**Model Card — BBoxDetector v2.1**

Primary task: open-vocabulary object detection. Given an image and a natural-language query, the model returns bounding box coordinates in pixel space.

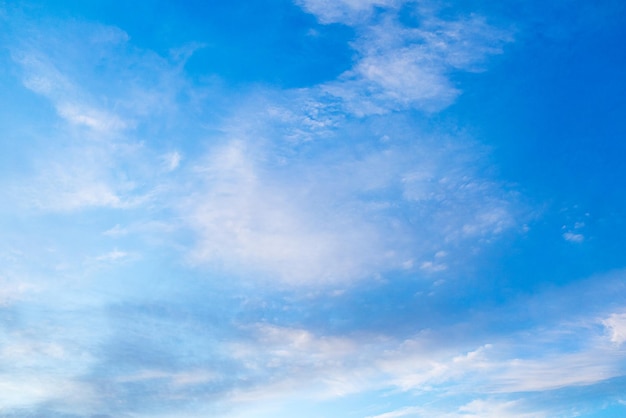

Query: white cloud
[308,4,513,114]
[10,148,140,212]
[0,322,100,412]
[215,304,626,417]
[367,400,548,418]
[184,141,398,285]
[57,102,127,131]
[455,399,549,418]
[373,315,625,395]
[296,0,400,25]
[103,224,128,237]
[0,376,95,410]
[420,261,447,272]
[209,297,626,417]
[367,406,422,418]
[94,249,130,262]
[563,231,584,242]
[5,20,188,213]
[233,324,359,367]
[377,341,495,391]
[4,7,519,283]
[182,129,516,285]
[604,312,626,345]
[14,42,129,133]
[32,175,122,211]
[485,350,620,393]
[0,271,40,306]
[163,150,183,171]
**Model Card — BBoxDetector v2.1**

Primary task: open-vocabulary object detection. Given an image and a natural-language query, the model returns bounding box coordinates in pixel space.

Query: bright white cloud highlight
[604,312,626,345]
[184,140,399,285]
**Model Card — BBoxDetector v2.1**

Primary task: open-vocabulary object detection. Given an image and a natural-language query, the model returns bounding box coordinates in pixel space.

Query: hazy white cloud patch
[102,224,128,237]
[604,312,626,345]
[1,7,522,286]
[563,231,584,242]
[0,306,103,413]
[7,144,146,212]
[162,150,183,171]
[483,350,621,393]
[562,220,586,243]
[378,329,623,396]
[231,323,360,373]
[0,276,38,307]
[56,102,128,132]
[221,302,626,416]
[203,293,626,417]
[0,376,95,411]
[183,140,401,286]
[94,249,131,262]
[296,0,401,25]
[29,171,123,211]
[3,20,193,215]
[181,124,518,286]
[169,69,521,286]
[455,399,549,418]
[10,19,181,129]
[420,260,447,272]
[367,406,423,418]
[299,1,513,114]
[368,399,548,418]
[13,32,130,134]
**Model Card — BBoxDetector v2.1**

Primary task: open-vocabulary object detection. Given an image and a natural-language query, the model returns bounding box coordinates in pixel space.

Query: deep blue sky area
[1,1,626,417]
[27,0,356,87]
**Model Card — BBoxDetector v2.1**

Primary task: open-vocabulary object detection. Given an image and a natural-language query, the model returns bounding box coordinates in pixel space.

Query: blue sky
[1,0,626,417]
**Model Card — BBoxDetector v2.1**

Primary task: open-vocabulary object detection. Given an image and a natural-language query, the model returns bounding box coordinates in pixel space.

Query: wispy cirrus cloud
[2,270,626,417]
[299,0,513,114]
[12,24,131,133]
[3,18,190,213]
[210,270,626,415]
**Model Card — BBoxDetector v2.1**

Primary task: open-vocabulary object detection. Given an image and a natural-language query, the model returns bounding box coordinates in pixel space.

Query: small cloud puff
[563,231,584,243]
[310,3,513,115]
[103,224,128,237]
[95,249,130,262]
[297,0,400,25]
[561,213,587,243]
[603,312,626,345]
[420,261,447,272]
